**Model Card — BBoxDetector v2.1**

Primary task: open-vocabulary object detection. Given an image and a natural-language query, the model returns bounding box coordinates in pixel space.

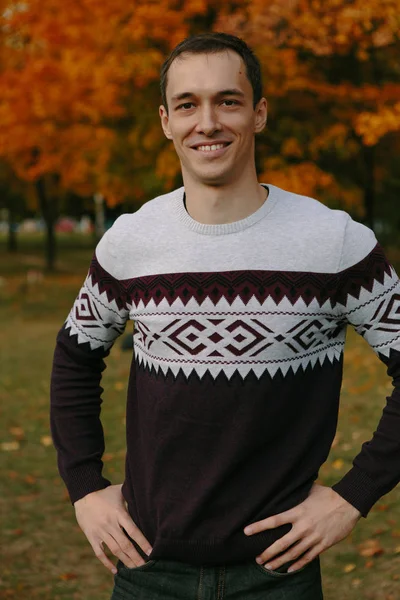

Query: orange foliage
[216,0,400,208]
[0,0,399,212]
[0,0,214,204]
[260,160,364,216]
[216,0,400,145]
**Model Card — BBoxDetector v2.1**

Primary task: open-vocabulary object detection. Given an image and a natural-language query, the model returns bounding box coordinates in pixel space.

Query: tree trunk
[36,177,58,271]
[7,208,17,252]
[363,144,375,231]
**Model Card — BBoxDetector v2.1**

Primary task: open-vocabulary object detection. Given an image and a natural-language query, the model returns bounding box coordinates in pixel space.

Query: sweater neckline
[173,184,278,235]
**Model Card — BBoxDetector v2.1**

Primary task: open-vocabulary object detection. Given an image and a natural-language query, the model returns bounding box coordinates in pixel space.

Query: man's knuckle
[311,533,321,545]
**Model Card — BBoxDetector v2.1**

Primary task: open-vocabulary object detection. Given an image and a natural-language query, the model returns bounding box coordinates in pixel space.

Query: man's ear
[254,98,267,134]
[159,105,173,140]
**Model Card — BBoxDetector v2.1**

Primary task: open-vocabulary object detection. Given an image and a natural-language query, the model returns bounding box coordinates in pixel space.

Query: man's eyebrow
[171,89,245,102]
[219,89,245,97]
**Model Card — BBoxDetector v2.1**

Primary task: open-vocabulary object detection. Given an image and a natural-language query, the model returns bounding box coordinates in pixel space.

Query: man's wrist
[331,487,362,520]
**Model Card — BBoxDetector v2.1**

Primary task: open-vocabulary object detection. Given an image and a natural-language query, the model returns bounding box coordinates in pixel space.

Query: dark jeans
[110,556,323,600]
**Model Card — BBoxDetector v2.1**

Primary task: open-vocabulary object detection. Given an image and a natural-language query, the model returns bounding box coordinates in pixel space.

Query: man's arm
[244,218,400,571]
[332,240,400,514]
[50,231,153,573]
[50,251,129,504]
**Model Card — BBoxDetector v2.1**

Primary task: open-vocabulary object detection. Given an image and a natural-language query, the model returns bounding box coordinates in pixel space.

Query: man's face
[159,50,267,187]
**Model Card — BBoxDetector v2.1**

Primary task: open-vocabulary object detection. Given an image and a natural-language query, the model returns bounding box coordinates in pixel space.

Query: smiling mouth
[192,142,232,153]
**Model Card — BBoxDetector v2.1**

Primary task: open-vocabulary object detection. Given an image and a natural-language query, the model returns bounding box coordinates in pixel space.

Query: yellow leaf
[358,539,384,557]
[332,459,344,470]
[1,441,20,451]
[343,564,356,573]
[40,435,53,447]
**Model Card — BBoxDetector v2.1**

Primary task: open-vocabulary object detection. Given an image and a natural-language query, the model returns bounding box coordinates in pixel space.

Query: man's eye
[223,100,238,106]
[178,103,194,110]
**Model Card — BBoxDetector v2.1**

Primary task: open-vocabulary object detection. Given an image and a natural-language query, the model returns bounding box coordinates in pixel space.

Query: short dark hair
[160,32,263,114]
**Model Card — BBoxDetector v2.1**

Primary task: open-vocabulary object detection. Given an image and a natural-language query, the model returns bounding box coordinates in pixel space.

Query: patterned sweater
[50,183,400,565]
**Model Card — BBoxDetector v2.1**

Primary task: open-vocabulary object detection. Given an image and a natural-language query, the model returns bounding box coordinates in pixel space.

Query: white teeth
[197,143,226,152]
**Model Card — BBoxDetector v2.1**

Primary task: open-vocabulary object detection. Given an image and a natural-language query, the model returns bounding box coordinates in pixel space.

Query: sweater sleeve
[50,231,131,505]
[331,217,400,516]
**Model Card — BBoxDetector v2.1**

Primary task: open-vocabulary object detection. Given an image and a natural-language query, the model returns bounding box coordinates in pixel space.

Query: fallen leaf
[343,564,356,573]
[25,475,36,485]
[1,441,20,451]
[9,427,25,439]
[372,528,386,536]
[351,578,362,587]
[376,504,389,511]
[332,459,344,470]
[392,574,399,581]
[358,539,384,557]
[40,435,52,447]
[103,453,115,462]
[394,546,400,554]
[365,560,374,568]
[114,382,125,391]
[341,443,353,451]
[59,572,78,581]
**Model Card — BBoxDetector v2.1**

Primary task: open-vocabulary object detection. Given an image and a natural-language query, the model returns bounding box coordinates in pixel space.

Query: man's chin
[190,168,234,187]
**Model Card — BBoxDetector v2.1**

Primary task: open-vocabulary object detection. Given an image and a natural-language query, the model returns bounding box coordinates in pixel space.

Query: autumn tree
[0,160,26,252]
[0,0,216,269]
[1,0,399,272]
[215,0,400,233]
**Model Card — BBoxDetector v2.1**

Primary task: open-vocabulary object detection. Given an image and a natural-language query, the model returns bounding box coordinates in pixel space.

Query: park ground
[0,234,399,600]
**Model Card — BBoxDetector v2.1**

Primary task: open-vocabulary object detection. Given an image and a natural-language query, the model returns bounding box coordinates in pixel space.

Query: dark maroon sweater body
[50,184,400,565]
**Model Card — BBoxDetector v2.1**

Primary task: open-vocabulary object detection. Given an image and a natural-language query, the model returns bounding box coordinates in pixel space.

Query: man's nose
[195,106,222,136]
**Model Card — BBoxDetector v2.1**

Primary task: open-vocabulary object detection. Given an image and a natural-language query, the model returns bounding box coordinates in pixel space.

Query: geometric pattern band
[133,301,346,379]
[64,246,400,378]
[65,257,130,350]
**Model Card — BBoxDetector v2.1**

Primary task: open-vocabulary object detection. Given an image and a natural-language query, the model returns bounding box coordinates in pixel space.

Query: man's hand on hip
[244,483,361,572]
[74,484,153,574]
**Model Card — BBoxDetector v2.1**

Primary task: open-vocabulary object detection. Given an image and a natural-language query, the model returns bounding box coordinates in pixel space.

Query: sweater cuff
[63,464,112,505]
[332,466,382,517]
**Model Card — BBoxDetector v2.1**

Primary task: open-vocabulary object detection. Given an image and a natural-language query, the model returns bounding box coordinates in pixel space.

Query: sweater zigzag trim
[63,244,400,379]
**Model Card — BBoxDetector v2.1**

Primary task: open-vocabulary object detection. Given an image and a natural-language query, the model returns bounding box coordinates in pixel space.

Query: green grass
[0,234,399,600]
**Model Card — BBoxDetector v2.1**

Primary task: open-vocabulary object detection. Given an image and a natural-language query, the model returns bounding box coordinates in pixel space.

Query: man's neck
[182,178,269,225]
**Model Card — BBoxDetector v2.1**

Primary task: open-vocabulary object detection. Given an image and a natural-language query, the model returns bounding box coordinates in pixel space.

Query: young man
[50,33,400,599]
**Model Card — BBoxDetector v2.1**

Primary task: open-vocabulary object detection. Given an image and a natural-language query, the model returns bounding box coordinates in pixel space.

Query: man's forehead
[167,51,249,97]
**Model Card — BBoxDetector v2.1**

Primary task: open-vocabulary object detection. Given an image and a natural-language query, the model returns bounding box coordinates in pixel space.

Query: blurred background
[0,1,399,599]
